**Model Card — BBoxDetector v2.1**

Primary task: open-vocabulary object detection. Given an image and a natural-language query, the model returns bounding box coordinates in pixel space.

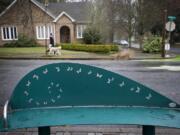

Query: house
[0,0,90,46]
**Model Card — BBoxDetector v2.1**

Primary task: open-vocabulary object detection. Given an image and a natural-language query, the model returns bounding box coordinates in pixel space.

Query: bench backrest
[9,63,179,109]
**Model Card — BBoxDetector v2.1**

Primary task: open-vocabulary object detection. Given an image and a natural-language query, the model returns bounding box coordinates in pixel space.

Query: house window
[1,26,18,40]
[77,25,86,39]
[36,25,53,39]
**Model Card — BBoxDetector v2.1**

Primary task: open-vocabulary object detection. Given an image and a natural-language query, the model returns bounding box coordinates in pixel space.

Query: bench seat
[1,107,180,131]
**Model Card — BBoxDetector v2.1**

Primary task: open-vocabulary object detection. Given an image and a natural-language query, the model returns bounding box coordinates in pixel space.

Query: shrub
[83,27,101,44]
[109,45,119,52]
[4,35,40,47]
[143,36,162,53]
[60,44,119,53]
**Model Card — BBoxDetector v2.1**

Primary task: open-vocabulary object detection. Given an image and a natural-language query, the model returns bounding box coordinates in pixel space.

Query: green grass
[0,47,45,54]
[0,47,116,59]
[174,55,180,61]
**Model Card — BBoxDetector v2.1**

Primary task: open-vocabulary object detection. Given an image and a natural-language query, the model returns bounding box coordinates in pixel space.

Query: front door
[60,26,70,43]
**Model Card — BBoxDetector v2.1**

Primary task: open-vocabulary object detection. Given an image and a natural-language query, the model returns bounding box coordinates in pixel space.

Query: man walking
[49,33,54,47]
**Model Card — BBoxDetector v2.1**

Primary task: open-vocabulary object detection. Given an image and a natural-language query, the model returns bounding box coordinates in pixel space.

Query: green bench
[0,63,180,135]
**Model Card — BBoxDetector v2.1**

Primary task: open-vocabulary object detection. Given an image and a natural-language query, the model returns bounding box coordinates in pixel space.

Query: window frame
[36,25,53,40]
[1,26,18,41]
[76,25,86,39]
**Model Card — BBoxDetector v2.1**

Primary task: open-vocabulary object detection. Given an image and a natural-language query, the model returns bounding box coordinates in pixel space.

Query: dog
[47,44,61,56]
[115,49,134,60]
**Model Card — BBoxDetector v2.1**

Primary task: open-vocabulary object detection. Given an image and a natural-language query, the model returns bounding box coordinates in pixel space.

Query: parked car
[113,40,129,47]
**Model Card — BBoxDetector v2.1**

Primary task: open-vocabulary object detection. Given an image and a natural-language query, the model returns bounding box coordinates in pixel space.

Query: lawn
[0,47,44,54]
[174,55,180,61]
[0,47,116,59]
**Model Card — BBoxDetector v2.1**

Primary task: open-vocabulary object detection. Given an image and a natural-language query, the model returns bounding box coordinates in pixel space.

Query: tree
[135,0,165,49]
[0,0,13,13]
[83,27,101,44]
[89,0,116,43]
[116,0,136,47]
[89,0,136,46]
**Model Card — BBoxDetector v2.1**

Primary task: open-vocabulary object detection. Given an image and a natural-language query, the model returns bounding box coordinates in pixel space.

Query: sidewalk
[0,125,180,135]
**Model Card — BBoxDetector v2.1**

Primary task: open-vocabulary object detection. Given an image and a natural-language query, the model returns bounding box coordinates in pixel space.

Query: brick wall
[55,15,75,44]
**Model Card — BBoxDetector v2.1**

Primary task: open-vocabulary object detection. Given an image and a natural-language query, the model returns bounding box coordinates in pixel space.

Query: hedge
[4,35,40,47]
[59,44,119,53]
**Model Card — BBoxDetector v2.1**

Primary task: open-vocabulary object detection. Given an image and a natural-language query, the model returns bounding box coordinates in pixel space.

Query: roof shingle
[47,2,91,23]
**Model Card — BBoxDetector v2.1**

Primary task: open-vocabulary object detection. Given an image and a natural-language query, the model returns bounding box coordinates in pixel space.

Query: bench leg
[38,126,50,135]
[142,125,155,135]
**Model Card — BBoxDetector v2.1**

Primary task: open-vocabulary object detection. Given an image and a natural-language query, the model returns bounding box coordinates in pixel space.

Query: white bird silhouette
[88,71,92,75]
[55,67,60,72]
[146,93,152,100]
[57,95,61,99]
[51,99,56,103]
[135,87,141,93]
[24,91,29,96]
[107,78,111,84]
[76,68,82,74]
[67,67,73,71]
[33,74,39,80]
[28,98,33,103]
[43,68,48,74]
[59,88,63,93]
[119,81,125,87]
[56,84,60,87]
[51,82,54,86]
[26,81,31,87]
[96,73,103,78]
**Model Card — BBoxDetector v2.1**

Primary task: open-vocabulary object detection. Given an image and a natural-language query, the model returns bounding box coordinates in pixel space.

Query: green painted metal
[0,107,180,131]
[0,63,180,132]
[9,63,180,109]
[168,16,176,21]
[143,126,155,135]
[38,126,50,135]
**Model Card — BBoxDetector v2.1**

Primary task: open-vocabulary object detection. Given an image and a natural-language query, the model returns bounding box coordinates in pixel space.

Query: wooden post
[38,126,50,135]
[143,125,155,135]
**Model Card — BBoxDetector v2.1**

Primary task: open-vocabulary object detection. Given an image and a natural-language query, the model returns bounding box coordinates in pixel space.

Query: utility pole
[45,0,49,56]
[161,10,167,58]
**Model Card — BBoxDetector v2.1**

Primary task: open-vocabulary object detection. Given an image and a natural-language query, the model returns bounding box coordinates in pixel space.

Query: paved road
[0,60,180,106]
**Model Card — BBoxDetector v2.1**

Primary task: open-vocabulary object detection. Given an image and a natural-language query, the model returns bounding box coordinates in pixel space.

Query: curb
[0,54,176,60]
[0,57,116,60]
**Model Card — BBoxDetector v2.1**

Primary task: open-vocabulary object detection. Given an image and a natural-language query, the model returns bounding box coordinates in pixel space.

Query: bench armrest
[3,100,9,128]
